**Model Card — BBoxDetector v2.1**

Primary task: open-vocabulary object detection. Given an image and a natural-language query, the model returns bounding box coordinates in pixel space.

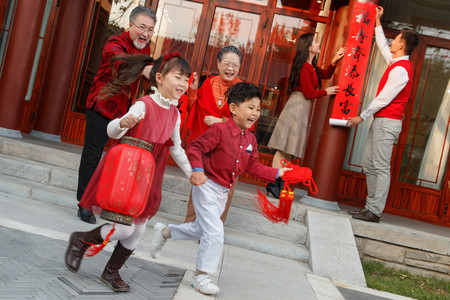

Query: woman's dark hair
[287,33,321,95]
[99,53,191,99]
[217,45,243,63]
[226,82,261,106]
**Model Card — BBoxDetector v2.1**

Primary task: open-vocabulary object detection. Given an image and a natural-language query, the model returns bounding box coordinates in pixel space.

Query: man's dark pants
[77,109,111,203]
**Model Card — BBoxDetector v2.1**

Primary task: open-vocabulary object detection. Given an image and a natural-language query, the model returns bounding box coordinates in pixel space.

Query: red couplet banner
[330,2,377,127]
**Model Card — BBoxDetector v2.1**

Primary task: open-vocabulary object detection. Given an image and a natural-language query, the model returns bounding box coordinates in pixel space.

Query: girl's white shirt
[107,87,192,178]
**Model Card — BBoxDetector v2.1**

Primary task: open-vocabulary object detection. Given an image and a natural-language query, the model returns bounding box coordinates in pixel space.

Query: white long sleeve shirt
[107,90,192,179]
[360,26,410,120]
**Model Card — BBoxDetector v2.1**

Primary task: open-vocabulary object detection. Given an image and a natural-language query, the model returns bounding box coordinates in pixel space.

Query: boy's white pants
[169,179,229,273]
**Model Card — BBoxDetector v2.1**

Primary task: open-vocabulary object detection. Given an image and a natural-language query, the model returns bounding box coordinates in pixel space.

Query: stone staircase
[0,135,310,262]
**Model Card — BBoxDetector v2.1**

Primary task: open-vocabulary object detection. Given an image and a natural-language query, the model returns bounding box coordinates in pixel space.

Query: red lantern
[96,137,155,225]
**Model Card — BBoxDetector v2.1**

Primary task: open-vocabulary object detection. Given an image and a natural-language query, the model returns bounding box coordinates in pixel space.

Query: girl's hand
[278,167,292,178]
[204,116,222,126]
[332,47,346,66]
[190,171,207,186]
[190,72,199,90]
[119,114,139,129]
[325,85,340,95]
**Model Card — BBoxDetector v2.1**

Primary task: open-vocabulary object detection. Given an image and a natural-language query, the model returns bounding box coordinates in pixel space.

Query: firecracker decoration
[251,160,318,224]
[85,223,116,257]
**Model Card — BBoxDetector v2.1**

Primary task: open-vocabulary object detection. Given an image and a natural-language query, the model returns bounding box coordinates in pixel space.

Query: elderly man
[346,6,419,223]
[77,6,156,223]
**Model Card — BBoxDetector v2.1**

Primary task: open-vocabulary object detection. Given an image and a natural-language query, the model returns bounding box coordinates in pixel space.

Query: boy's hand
[120,114,139,129]
[190,171,207,186]
[278,167,292,178]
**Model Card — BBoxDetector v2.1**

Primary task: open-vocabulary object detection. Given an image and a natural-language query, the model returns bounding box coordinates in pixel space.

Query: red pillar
[304,0,379,208]
[0,0,47,135]
[33,0,90,136]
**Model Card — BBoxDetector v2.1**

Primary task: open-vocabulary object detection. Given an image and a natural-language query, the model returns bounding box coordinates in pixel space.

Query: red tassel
[250,189,292,224]
[84,223,116,257]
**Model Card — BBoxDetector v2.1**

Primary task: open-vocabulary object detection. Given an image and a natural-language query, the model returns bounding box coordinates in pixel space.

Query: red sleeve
[318,64,336,80]
[245,136,278,182]
[187,124,220,169]
[299,64,327,100]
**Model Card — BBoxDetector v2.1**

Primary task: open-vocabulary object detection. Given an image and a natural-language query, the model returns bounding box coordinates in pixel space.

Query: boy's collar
[227,118,248,137]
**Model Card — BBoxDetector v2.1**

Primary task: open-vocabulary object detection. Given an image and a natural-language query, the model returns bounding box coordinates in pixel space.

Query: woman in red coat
[182,46,243,223]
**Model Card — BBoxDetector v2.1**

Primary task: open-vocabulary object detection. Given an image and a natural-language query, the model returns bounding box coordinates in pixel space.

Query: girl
[266,33,345,198]
[64,52,193,292]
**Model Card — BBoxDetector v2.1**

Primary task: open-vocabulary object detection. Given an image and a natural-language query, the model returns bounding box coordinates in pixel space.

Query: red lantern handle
[134,113,145,146]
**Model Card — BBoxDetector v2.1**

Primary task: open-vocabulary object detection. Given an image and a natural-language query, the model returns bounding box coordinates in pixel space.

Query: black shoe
[266,182,280,198]
[352,210,380,223]
[348,208,368,215]
[78,207,96,224]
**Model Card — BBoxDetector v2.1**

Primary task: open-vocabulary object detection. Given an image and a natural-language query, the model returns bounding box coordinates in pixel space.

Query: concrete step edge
[151,211,309,262]
[0,174,307,245]
[0,136,81,170]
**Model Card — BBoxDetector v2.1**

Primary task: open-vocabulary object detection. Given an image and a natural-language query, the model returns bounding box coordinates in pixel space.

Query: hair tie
[158,51,182,72]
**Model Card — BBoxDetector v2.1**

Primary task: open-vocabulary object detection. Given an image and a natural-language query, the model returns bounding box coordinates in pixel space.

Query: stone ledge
[351,220,449,255]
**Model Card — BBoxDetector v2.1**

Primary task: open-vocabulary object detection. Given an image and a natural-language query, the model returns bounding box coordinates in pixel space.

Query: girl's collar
[151,86,179,108]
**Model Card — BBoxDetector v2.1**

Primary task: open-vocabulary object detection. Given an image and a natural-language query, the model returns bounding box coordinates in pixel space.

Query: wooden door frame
[18,0,60,133]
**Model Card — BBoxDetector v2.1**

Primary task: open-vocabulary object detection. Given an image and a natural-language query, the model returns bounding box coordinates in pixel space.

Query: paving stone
[0,226,184,299]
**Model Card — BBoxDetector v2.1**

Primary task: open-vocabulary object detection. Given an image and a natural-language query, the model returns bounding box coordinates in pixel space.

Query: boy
[150,82,290,295]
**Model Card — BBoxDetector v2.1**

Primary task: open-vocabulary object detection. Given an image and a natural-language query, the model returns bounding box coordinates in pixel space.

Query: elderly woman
[182,45,243,223]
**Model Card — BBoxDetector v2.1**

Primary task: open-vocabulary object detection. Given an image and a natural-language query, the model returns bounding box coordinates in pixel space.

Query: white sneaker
[150,222,167,259]
[192,273,220,295]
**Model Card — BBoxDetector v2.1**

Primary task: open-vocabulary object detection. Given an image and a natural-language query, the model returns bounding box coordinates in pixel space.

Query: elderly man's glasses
[220,61,240,69]
[131,21,154,34]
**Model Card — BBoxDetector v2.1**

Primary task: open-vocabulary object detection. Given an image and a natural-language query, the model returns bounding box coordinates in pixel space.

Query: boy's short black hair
[226,82,262,106]
[400,29,419,55]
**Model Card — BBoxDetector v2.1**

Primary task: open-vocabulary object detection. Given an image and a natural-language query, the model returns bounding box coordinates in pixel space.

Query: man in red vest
[346,6,419,223]
[77,6,156,224]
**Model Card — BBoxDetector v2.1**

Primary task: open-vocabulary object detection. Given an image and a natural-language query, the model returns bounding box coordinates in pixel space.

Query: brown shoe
[348,208,368,215]
[352,210,380,223]
[101,242,133,292]
[65,226,104,272]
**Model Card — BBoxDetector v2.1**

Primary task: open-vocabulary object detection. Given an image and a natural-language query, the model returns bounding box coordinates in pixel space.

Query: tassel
[250,189,292,224]
[250,160,318,224]
[84,223,116,257]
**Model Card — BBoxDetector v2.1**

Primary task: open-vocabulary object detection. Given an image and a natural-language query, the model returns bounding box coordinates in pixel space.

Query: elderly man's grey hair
[129,6,157,23]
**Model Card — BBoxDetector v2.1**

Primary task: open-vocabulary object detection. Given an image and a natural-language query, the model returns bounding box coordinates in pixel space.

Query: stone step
[0,147,306,225]
[0,173,308,261]
[151,211,309,262]
[0,136,81,170]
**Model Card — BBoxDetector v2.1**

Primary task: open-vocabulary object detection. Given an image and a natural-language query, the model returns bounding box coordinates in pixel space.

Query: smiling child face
[229,97,261,130]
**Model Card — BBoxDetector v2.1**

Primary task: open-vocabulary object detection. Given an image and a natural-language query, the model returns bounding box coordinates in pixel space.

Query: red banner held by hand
[330,2,377,127]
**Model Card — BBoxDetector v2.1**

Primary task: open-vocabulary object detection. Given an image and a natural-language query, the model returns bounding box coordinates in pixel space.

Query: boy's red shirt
[187,118,278,188]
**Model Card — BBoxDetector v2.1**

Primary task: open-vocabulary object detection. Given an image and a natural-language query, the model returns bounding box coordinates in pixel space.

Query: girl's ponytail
[99,54,154,99]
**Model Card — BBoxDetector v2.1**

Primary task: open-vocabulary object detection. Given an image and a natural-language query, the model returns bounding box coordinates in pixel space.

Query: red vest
[374,59,413,119]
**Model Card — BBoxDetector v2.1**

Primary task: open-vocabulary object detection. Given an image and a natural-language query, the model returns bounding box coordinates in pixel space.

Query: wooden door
[18,0,59,133]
